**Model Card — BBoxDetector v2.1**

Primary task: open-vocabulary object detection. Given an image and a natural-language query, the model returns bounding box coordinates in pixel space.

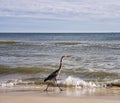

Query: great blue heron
[44,55,71,91]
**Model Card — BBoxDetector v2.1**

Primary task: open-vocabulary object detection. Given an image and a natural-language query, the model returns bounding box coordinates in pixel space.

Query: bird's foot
[59,88,63,91]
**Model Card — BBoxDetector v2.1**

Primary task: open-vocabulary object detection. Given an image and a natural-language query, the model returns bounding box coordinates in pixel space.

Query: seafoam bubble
[0,79,23,87]
[58,76,96,88]
[0,81,15,87]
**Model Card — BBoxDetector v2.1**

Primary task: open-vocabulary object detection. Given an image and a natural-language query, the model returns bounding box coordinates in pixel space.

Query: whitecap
[58,76,97,88]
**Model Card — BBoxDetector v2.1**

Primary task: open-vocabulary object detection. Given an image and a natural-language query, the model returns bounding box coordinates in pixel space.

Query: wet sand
[0,95,120,103]
[0,86,120,103]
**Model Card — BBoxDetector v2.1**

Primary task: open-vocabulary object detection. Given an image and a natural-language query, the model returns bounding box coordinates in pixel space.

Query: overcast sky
[0,0,120,32]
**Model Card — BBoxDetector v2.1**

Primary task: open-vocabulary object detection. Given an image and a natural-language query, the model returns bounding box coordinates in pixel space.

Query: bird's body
[44,55,71,91]
[44,69,60,82]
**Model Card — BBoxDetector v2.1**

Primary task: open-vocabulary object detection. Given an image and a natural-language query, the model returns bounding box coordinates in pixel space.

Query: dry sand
[0,94,120,103]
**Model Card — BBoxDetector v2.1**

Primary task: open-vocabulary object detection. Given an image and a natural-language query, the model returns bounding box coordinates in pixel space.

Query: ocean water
[0,33,120,88]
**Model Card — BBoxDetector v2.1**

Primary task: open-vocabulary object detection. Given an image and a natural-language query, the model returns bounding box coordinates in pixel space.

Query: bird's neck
[58,56,64,71]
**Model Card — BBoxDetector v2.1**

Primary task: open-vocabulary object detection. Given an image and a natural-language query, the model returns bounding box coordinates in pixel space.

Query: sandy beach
[0,86,120,103]
[0,92,120,103]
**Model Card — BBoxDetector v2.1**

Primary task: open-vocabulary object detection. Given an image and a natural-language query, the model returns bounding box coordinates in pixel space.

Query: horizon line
[0,32,120,34]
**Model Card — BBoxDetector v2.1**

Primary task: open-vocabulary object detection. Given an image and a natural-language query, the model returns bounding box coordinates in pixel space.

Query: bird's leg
[44,83,50,91]
[57,83,63,91]
[55,79,63,91]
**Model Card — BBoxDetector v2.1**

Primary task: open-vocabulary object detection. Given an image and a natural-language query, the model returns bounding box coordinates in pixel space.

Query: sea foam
[58,76,96,88]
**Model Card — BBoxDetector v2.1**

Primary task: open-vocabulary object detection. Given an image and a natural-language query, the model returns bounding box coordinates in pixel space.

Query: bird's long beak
[65,55,72,58]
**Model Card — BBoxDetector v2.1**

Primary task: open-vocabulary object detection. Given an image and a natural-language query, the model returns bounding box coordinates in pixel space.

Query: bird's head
[60,55,72,62]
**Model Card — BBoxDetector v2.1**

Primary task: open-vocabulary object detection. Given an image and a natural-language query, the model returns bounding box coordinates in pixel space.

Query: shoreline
[0,84,120,103]
[0,89,120,103]
[0,85,120,96]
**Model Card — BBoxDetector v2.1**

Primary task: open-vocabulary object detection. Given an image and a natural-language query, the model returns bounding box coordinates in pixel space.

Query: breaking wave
[0,76,120,89]
[58,76,97,88]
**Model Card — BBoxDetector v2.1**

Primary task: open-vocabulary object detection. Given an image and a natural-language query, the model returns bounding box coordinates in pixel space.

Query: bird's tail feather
[44,78,48,82]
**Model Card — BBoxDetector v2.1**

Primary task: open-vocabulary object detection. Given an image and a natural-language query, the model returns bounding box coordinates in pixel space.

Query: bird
[44,55,72,91]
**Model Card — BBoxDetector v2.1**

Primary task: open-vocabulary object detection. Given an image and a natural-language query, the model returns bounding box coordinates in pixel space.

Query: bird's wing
[44,70,59,82]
